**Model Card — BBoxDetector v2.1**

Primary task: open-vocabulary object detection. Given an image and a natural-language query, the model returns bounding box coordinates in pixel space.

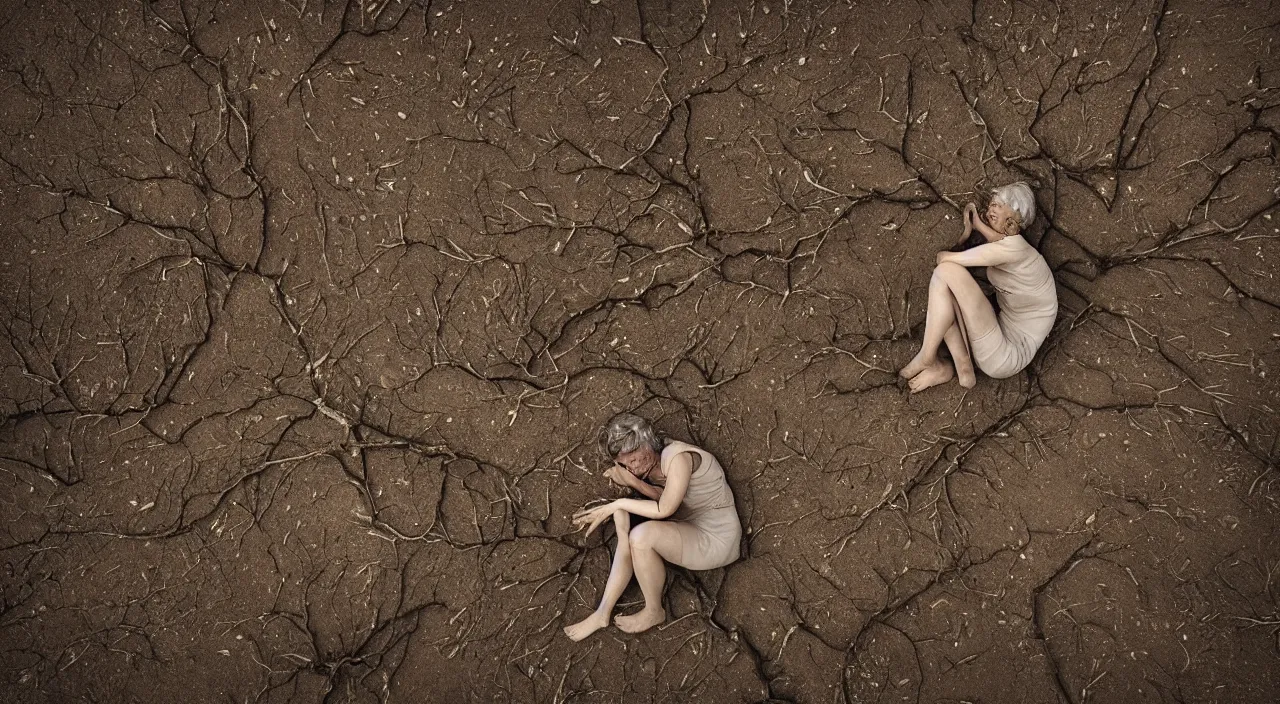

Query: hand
[936,251,952,266]
[571,502,616,537]
[957,203,977,245]
[603,464,632,488]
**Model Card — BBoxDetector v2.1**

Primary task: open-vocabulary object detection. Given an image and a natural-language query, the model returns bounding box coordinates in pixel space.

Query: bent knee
[932,261,968,279]
[629,522,659,551]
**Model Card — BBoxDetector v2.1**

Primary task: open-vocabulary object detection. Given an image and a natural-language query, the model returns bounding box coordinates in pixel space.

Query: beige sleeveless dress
[967,235,1057,378]
[660,441,742,570]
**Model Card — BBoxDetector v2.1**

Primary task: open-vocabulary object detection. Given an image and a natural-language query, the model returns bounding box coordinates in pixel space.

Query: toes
[907,362,954,393]
[564,614,607,641]
[614,610,664,634]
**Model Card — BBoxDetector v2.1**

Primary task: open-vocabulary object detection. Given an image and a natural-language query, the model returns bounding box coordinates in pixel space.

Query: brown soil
[2,1,1278,702]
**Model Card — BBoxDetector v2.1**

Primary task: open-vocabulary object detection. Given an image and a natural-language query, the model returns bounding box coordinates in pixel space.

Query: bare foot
[954,360,976,388]
[899,352,928,379]
[614,608,665,634]
[563,610,609,641]
[908,360,955,393]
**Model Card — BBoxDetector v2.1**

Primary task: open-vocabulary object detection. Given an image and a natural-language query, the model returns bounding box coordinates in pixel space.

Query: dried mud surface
[2,1,1279,702]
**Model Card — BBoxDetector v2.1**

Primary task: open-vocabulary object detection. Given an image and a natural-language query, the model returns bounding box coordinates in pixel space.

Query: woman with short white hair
[900,182,1057,392]
[563,413,741,641]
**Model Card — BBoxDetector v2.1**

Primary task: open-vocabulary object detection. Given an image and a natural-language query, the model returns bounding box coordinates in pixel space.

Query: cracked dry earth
[1,0,1279,703]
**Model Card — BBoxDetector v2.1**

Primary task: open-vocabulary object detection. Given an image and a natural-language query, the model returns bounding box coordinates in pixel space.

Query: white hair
[602,413,664,457]
[992,182,1036,227]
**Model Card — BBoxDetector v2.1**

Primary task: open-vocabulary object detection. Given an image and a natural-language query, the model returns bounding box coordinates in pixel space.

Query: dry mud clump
[1,1,1279,702]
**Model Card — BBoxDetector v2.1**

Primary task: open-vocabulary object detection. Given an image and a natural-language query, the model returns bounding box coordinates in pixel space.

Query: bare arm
[608,451,693,520]
[630,477,664,501]
[937,240,1019,268]
[969,204,1021,241]
[955,203,977,245]
[604,464,664,500]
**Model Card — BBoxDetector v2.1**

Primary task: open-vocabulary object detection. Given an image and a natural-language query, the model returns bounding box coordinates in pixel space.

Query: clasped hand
[941,202,982,264]
[602,464,633,488]
[953,202,979,246]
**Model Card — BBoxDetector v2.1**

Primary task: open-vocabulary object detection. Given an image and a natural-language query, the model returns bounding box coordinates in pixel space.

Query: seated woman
[563,413,741,641]
[899,182,1057,392]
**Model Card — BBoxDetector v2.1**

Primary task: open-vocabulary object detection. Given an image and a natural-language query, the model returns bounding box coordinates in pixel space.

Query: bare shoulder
[661,440,685,456]
[665,440,705,458]
[662,441,703,473]
[665,445,706,478]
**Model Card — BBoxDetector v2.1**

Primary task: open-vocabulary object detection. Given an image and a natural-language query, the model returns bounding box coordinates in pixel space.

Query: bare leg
[564,510,632,641]
[899,345,930,379]
[906,263,998,392]
[614,521,685,634]
[943,319,976,389]
[901,267,958,379]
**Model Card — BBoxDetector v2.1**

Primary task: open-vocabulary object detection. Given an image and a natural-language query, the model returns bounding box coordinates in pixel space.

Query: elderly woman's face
[615,447,659,478]
[986,199,1019,236]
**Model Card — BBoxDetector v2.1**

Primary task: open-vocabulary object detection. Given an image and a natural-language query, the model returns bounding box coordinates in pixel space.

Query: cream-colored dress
[660,441,741,570]
[965,235,1057,378]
